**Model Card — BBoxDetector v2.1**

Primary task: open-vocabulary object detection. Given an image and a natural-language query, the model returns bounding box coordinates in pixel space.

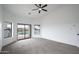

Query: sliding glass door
[17,24,24,39]
[17,24,31,40]
[24,25,31,39]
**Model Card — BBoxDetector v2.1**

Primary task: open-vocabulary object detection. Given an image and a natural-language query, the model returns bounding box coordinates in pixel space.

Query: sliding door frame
[17,23,32,40]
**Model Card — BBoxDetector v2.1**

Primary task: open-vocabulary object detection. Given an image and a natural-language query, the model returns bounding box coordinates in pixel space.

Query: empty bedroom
[0,4,79,54]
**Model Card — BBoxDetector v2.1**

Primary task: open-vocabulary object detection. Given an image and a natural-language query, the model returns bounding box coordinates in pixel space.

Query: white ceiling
[3,4,62,18]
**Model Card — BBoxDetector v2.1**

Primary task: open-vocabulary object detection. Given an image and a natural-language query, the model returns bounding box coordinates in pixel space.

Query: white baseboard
[41,37,79,48]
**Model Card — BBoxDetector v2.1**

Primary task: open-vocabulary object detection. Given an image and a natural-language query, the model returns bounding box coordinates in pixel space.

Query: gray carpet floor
[1,38,79,54]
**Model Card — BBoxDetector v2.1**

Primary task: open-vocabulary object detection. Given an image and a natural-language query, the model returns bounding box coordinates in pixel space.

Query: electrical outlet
[77,34,79,35]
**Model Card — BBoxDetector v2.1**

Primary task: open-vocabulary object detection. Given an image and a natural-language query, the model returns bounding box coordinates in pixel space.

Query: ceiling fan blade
[42,9,47,12]
[35,4,39,7]
[39,10,41,13]
[39,4,41,7]
[32,9,38,11]
[42,4,47,8]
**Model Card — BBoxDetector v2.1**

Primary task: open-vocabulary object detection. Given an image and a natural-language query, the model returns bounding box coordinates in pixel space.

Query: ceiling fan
[32,4,48,13]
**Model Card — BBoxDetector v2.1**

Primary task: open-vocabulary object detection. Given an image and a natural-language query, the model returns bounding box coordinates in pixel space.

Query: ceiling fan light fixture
[32,4,48,13]
[39,8,42,10]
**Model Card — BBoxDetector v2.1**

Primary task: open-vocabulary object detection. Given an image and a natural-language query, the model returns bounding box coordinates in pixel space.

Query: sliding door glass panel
[24,25,31,38]
[17,24,24,39]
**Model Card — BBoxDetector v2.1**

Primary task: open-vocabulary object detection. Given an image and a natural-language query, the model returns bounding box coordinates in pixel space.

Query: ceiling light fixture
[39,8,42,10]
[28,12,31,15]
[32,4,48,13]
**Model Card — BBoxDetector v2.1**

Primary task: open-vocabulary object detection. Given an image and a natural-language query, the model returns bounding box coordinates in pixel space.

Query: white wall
[0,5,3,51]
[2,10,41,46]
[2,4,79,47]
[41,5,79,47]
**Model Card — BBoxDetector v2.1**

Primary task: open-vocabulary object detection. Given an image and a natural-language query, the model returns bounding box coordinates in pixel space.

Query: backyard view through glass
[17,24,31,39]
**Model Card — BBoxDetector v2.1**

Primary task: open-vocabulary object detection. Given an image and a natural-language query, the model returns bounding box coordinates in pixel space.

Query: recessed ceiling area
[2,4,62,18]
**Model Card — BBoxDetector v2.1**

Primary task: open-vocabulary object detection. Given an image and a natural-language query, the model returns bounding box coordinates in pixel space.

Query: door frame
[17,23,32,40]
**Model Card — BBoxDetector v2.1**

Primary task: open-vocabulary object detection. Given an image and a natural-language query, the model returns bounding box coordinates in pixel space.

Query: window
[4,22,12,38]
[34,25,40,35]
